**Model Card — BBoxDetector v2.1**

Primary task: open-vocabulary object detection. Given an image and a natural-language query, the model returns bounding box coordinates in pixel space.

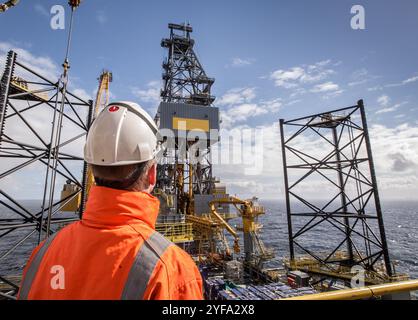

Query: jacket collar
[82,186,160,229]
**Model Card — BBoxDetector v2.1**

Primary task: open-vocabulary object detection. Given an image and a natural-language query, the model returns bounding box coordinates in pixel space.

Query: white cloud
[230,57,254,67]
[270,60,335,89]
[221,104,266,128]
[375,103,403,114]
[403,76,418,84]
[310,81,339,93]
[368,85,383,92]
[212,121,283,198]
[270,67,304,88]
[216,87,256,106]
[377,95,390,107]
[369,123,418,197]
[260,98,283,113]
[287,99,302,106]
[376,107,396,114]
[226,103,267,122]
[218,88,284,127]
[131,80,161,104]
[386,75,418,87]
[348,79,368,87]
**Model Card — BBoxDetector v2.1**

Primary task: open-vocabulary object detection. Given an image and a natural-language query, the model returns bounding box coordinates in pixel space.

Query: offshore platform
[1,1,418,300]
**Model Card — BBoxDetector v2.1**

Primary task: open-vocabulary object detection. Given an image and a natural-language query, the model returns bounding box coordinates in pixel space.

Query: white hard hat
[84,101,159,166]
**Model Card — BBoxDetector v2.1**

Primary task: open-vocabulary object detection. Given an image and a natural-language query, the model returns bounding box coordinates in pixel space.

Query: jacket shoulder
[160,242,197,271]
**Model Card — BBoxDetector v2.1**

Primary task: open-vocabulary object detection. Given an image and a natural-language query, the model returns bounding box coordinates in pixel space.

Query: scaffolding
[279,100,394,282]
[0,50,92,297]
[0,3,91,298]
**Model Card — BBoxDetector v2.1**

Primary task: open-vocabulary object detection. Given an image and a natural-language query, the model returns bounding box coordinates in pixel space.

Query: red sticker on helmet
[108,106,119,112]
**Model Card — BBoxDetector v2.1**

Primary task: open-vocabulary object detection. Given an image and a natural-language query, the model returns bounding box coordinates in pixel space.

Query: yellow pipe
[283,279,418,300]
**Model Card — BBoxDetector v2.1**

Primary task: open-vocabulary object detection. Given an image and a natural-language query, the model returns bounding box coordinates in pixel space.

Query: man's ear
[148,162,157,186]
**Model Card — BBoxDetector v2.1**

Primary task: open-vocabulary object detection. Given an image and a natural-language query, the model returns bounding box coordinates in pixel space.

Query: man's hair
[91,160,153,190]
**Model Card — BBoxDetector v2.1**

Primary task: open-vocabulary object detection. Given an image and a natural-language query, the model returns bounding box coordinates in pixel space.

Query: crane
[209,200,241,254]
[0,0,20,13]
[208,196,274,267]
[60,70,112,212]
[84,70,113,195]
[92,70,113,117]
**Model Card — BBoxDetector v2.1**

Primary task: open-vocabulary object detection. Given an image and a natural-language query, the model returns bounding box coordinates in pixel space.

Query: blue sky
[1,0,418,200]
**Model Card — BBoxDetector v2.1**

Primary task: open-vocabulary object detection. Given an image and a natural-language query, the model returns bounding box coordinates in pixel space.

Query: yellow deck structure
[155,222,194,243]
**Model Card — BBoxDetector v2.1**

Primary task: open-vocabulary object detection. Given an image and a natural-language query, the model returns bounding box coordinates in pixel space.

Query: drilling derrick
[156,23,219,216]
[160,23,215,106]
[154,23,225,254]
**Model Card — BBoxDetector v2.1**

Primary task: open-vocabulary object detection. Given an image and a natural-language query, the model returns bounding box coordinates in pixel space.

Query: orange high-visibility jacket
[17,186,203,300]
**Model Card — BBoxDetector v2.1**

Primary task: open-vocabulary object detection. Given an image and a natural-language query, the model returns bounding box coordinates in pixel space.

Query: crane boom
[60,70,112,211]
[208,196,273,263]
[93,70,112,117]
[86,70,112,194]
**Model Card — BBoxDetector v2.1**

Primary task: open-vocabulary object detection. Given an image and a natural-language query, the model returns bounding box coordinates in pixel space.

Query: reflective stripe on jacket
[18,186,203,300]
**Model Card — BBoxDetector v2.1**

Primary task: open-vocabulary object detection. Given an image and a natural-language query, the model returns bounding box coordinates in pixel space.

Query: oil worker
[18,101,203,300]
